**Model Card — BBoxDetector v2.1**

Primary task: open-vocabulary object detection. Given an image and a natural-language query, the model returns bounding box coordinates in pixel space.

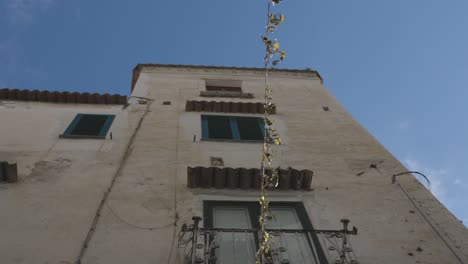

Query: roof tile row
[185,100,275,114]
[0,88,127,105]
[187,166,312,190]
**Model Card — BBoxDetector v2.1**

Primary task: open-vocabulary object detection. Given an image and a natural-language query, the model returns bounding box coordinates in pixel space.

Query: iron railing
[178,217,359,264]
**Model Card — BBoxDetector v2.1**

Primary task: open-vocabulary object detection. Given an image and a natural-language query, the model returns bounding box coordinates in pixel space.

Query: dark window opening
[206,86,242,93]
[202,80,253,99]
[201,115,264,142]
[72,115,108,136]
[236,116,264,140]
[206,115,233,140]
[61,114,115,139]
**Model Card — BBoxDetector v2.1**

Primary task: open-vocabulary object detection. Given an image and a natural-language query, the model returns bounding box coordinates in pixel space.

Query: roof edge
[0,88,127,105]
[131,63,323,92]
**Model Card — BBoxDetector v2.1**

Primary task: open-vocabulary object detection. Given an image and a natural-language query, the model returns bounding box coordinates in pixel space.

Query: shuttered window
[61,114,115,139]
[203,201,327,264]
[201,115,264,141]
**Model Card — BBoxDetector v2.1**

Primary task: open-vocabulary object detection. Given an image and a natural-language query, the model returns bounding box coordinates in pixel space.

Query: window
[205,80,242,92]
[201,115,264,141]
[204,201,327,264]
[206,86,242,93]
[201,80,254,98]
[60,114,115,139]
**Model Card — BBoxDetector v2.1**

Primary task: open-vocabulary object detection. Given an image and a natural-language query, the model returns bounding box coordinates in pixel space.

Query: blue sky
[1,0,467,226]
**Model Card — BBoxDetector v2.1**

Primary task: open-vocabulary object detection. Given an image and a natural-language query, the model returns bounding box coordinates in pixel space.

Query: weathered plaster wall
[83,66,468,264]
[0,100,146,264]
[1,66,467,264]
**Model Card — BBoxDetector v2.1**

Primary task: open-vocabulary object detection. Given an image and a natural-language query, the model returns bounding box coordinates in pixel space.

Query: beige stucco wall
[0,100,146,264]
[1,66,467,264]
[86,66,467,264]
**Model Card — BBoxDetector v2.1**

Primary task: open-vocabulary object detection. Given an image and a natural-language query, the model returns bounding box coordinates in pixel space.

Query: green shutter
[229,117,241,140]
[99,115,116,137]
[257,117,265,137]
[63,114,84,136]
[201,115,209,139]
[61,114,115,139]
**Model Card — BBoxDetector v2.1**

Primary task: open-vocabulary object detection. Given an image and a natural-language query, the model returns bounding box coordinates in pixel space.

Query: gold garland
[256,0,286,263]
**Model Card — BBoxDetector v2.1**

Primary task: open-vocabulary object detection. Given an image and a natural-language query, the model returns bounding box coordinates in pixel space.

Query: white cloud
[403,157,448,205]
[5,0,55,23]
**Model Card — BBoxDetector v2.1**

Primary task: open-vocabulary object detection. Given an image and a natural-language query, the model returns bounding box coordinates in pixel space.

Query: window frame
[60,113,115,139]
[206,85,242,93]
[203,201,329,264]
[201,115,265,143]
[201,80,254,99]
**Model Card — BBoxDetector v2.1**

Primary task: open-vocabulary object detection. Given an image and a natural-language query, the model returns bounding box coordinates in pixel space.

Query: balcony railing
[178,217,358,264]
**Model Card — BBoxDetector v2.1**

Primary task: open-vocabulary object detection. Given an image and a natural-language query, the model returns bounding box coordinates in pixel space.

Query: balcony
[179,217,358,264]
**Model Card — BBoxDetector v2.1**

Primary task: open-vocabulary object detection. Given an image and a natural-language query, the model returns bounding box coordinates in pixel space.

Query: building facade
[0,64,467,264]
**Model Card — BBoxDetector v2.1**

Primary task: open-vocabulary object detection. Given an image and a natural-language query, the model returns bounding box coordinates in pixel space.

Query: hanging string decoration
[257,0,286,263]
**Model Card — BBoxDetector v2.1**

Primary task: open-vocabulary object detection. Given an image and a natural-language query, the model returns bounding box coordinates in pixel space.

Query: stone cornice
[131,64,323,92]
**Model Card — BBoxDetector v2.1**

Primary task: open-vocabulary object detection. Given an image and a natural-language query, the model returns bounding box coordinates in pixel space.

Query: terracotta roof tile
[0,88,127,105]
[187,166,313,190]
[185,100,275,114]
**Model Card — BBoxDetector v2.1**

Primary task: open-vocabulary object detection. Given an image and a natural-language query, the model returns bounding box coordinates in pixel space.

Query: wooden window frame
[60,113,115,139]
[201,115,265,142]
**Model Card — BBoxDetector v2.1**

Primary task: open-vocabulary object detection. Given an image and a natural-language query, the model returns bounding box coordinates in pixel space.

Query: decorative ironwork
[179,217,359,264]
